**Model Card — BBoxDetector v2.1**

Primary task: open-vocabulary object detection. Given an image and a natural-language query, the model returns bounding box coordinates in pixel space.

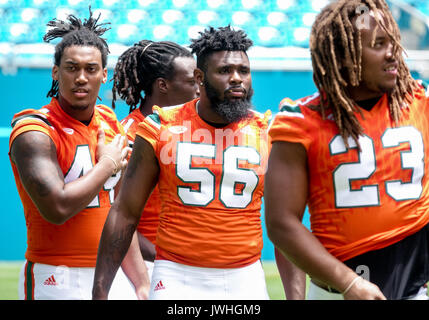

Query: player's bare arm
[265,141,386,300]
[137,233,156,262]
[121,232,150,299]
[10,129,129,225]
[93,136,159,299]
[274,248,306,299]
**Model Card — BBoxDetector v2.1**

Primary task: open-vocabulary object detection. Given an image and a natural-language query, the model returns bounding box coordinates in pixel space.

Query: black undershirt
[201,118,229,128]
[343,223,429,300]
[355,96,383,111]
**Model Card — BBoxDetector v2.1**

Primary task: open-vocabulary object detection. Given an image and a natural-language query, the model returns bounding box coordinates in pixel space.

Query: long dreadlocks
[112,40,193,113]
[43,7,110,98]
[310,0,419,146]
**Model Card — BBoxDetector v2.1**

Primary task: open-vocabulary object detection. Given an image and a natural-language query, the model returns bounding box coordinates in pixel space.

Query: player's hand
[343,277,386,300]
[135,282,150,300]
[96,129,131,174]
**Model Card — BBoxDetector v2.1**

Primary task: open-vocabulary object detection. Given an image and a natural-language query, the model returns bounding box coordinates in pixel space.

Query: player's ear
[102,67,107,84]
[52,65,59,81]
[157,78,168,94]
[194,68,204,86]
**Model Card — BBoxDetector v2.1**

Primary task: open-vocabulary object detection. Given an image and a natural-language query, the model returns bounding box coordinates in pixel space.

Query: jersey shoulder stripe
[279,104,304,117]
[279,99,304,119]
[422,81,428,97]
[146,112,161,130]
[278,92,321,119]
[11,113,52,129]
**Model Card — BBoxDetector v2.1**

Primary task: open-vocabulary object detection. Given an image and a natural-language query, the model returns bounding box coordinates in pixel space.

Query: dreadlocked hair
[112,40,193,113]
[310,0,419,147]
[43,7,111,98]
[189,25,253,72]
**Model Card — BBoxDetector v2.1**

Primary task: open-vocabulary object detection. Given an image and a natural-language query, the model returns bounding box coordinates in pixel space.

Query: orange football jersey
[269,88,429,262]
[121,109,160,244]
[9,98,125,267]
[136,99,271,268]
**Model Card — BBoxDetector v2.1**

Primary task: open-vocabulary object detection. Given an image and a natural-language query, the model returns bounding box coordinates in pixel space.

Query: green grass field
[0,261,286,300]
[0,262,21,300]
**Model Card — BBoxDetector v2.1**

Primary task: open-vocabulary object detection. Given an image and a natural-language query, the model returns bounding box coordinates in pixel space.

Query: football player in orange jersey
[93,26,273,300]
[112,40,199,277]
[8,9,149,300]
[266,0,429,300]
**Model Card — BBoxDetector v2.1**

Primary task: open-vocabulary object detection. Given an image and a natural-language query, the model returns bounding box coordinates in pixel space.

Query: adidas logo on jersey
[154,280,165,291]
[43,275,58,286]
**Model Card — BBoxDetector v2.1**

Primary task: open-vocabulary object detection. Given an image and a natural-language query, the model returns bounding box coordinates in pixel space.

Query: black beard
[204,77,254,123]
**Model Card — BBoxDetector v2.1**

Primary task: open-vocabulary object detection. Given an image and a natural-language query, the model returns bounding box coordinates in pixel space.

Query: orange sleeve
[121,109,146,146]
[136,110,161,153]
[9,110,56,150]
[269,99,313,151]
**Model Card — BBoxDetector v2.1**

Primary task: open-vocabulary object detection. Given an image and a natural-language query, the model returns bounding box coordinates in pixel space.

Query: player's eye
[219,67,230,74]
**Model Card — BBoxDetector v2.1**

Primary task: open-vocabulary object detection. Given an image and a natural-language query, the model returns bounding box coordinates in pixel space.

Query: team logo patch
[168,125,188,134]
[62,128,74,135]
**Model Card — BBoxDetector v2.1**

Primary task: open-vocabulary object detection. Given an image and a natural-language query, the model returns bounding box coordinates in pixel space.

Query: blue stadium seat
[194,10,218,25]
[151,24,179,42]
[0,7,12,24]
[124,8,150,25]
[11,8,41,24]
[0,0,14,9]
[107,23,145,45]
[269,0,297,12]
[237,0,268,13]
[292,27,311,46]
[160,9,188,26]
[254,25,287,47]
[0,0,427,49]
[265,11,289,28]
[170,0,198,11]
[3,22,40,43]
[24,0,55,10]
[135,0,168,11]
[203,0,230,13]
[230,11,260,29]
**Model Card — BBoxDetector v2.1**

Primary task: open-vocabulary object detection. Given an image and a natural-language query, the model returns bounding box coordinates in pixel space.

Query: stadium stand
[0,0,427,48]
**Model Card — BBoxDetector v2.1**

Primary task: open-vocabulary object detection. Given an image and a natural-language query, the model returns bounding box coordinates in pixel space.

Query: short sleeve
[136,111,161,153]
[9,110,55,151]
[268,98,313,151]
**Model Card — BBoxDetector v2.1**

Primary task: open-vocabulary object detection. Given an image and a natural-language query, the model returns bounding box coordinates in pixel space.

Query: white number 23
[330,126,424,208]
